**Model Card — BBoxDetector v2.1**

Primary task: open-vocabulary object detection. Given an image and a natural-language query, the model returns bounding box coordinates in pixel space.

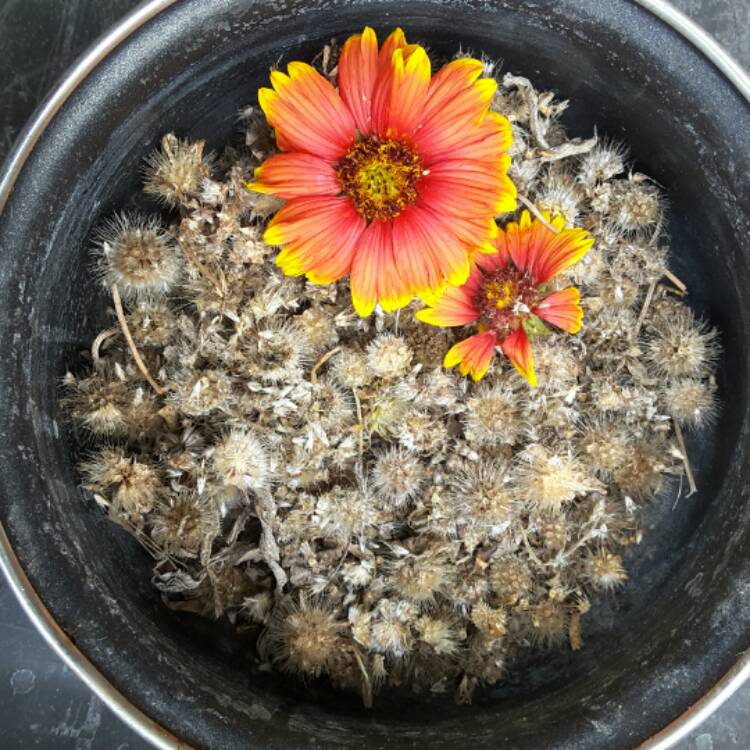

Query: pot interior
[1,1,750,748]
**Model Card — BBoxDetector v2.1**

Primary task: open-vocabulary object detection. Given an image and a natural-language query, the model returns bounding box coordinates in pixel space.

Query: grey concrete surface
[0,0,747,747]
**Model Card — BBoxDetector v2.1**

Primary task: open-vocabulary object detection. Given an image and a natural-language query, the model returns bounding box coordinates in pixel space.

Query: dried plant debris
[62,54,719,707]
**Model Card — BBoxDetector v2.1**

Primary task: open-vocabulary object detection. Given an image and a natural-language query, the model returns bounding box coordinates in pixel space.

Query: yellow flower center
[475,267,538,336]
[337,136,422,222]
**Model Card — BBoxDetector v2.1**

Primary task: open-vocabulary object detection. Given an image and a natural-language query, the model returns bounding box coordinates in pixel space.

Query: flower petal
[259,61,356,160]
[249,152,341,198]
[412,58,498,163]
[534,287,584,333]
[370,29,410,134]
[415,268,482,327]
[350,221,412,316]
[443,331,498,381]
[500,210,593,283]
[386,45,431,137]
[265,196,366,283]
[500,327,537,387]
[338,26,379,134]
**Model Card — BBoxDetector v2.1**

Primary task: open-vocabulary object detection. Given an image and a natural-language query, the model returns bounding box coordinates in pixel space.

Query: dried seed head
[371,447,426,507]
[609,181,662,233]
[646,306,718,379]
[664,378,717,429]
[526,598,568,647]
[389,553,452,602]
[370,600,416,657]
[82,448,162,518]
[517,444,598,513]
[448,460,517,530]
[464,382,524,446]
[235,321,312,383]
[172,369,233,417]
[150,492,208,558]
[531,338,581,396]
[365,391,411,438]
[143,133,212,206]
[398,412,449,453]
[330,348,373,389]
[126,300,176,347]
[577,141,626,185]
[296,306,339,352]
[64,374,132,436]
[416,616,463,656]
[586,551,628,591]
[95,213,181,300]
[612,439,666,499]
[471,602,507,640]
[210,428,270,492]
[314,485,377,543]
[489,557,534,605]
[265,597,344,677]
[535,175,582,226]
[308,379,355,432]
[578,419,632,478]
[366,334,413,380]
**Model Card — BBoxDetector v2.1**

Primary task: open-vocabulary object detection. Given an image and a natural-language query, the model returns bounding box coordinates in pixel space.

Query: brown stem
[310,345,342,384]
[663,268,687,293]
[673,418,698,497]
[353,387,364,458]
[631,280,657,341]
[180,241,224,298]
[91,327,118,368]
[111,283,167,396]
[518,193,561,234]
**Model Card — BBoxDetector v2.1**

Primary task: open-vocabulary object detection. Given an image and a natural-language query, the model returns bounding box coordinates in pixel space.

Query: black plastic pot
[1,1,749,748]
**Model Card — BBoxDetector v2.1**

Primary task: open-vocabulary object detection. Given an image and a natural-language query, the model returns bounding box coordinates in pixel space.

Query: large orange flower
[417,211,594,384]
[249,27,516,316]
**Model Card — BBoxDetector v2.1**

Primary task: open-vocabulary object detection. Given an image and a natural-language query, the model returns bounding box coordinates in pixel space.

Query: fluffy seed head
[296,306,339,352]
[265,597,344,677]
[612,439,665,499]
[143,133,212,206]
[366,334,413,380]
[416,616,463,656]
[463,382,524,446]
[370,600,416,657]
[490,558,534,605]
[149,492,207,558]
[517,444,599,513]
[371,447,426,507]
[235,321,312,383]
[82,448,162,518]
[64,374,132,436]
[365,391,411,438]
[398,412,449,453]
[308,379,355,432]
[526,598,568,647]
[172,369,233,417]
[210,428,270,492]
[664,378,717,428]
[330,348,373,389]
[95,213,181,300]
[471,602,507,639]
[578,419,632,478]
[314,485,377,543]
[587,551,628,591]
[647,306,719,379]
[389,553,452,602]
[449,460,517,531]
[577,141,626,185]
[126,301,176,347]
[609,181,662,233]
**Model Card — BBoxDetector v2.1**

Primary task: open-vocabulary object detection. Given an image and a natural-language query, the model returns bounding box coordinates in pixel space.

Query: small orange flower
[249,27,516,316]
[417,211,594,385]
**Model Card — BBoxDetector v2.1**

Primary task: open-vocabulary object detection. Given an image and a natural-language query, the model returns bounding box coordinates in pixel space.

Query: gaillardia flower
[249,27,517,316]
[416,211,594,385]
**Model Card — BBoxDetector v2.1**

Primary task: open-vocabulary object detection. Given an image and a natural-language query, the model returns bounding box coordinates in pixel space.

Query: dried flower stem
[632,280,657,341]
[673,418,698,497]
[663,268,687,294]
[110,283,167,396]
[518,193,560,234]
[91,328,118,368]
[310,345,342,384]
[353,648,374,709]
[255,490,288,593]
[180,241,224,298]
[353,387,364,458]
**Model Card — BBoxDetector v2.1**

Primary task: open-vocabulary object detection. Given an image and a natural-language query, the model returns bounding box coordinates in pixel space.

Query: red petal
[534,288,584,333]
[258,62,356,160]
[265,196,366,283]
[249,152,341,198]
[386,45,431,137]
[338,27,379,134]
[350,221,412,316]
[370,29,409,134]
[443,331,497,381]
[415,267,481,327]
[500,327,537,386]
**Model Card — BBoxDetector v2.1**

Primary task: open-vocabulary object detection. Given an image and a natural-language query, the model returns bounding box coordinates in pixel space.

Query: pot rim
[0,1,748,748]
